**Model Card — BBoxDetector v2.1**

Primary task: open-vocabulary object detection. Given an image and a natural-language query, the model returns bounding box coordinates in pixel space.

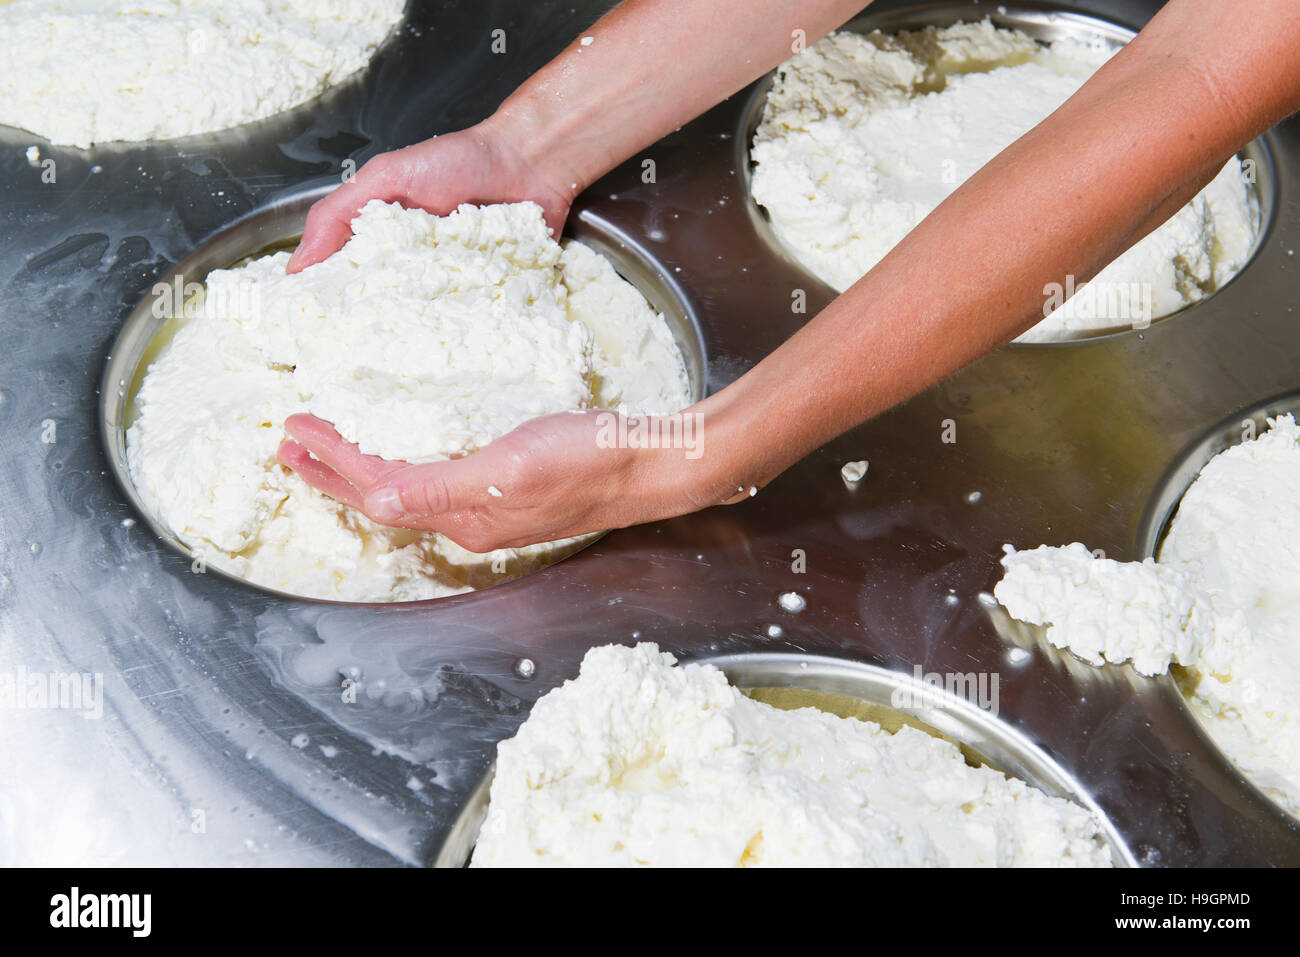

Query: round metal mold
[99,186,709,603]
[735,1,1275,345]
[1138,389,1300,559]
[432,652,1134,867]
[1134,390,1300,826]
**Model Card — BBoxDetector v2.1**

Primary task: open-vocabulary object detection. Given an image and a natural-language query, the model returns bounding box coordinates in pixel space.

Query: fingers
[363,459,498,526]
[277,439,364,510]
[281,413,506,531]
[540,196,571,240]
[286,182,376,274]
[281,439,568,550]
[286,154,414,273]
[278,433,477,533]
[283,414,400,489]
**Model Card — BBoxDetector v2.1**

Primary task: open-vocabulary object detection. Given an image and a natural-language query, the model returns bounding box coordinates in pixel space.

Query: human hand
[286,121,576,274]
[277,409,735,552]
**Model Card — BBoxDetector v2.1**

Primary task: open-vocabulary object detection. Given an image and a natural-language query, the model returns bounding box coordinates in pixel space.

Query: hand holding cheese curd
[285,0,1300,553]
[278,407,724,554]
[285,127,574,274]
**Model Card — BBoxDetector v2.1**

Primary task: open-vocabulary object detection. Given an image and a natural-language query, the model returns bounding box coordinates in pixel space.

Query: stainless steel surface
[2,0,1299,866]
[432,654,1140,867]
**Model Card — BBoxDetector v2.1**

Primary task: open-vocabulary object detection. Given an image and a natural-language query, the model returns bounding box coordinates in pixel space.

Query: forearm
[691,0,1300,496]
[485,0,867,198]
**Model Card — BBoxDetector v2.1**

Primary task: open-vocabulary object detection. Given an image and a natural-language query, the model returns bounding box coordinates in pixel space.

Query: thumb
[542,198,571,240]
[362,460,493,526]
[287,194,361,274]
[361,485,409,523]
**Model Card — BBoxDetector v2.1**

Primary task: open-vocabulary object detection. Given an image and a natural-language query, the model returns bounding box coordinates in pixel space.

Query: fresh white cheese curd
[0,0,406,147]
[127,200,693,602]
[471,643,1112,867]
[997,415,1300,817]
[750,20,1259,341]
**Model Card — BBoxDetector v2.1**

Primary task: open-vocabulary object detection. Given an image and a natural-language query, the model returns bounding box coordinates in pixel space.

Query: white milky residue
[778,591,806,613]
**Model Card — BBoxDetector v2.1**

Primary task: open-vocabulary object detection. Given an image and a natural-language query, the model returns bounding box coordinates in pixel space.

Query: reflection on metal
[1,0,1297,866]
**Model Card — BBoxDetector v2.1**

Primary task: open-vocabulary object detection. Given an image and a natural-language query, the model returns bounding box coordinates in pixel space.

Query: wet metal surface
[2,0,1298,866]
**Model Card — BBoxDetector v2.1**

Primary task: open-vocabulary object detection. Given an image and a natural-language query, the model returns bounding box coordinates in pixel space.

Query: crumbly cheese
[995,543,1220,676]
[996,415,1300,816]
[841,459,869,484]
[471,643,1112,867]
[750,21,1260,341]
[127,200,692,602]
[0,0,405,148]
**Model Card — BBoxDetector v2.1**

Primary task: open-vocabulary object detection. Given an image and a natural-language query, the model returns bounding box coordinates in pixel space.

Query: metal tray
[3,0,1298,866]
